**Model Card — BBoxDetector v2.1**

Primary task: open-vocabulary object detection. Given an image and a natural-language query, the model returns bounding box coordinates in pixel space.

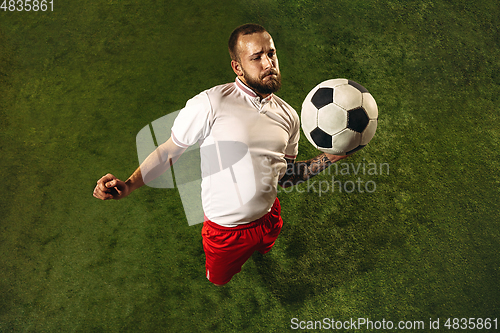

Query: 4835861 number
[444,318,497,330]
[1,0,53,11]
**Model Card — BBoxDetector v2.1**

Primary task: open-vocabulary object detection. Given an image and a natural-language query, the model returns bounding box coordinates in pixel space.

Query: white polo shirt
[171,78,299,226]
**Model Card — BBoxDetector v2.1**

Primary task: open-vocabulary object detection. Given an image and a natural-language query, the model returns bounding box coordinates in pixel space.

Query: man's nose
[262,55,274,69]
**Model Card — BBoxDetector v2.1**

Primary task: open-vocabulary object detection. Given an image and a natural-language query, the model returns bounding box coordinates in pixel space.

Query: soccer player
[93,24,349,286]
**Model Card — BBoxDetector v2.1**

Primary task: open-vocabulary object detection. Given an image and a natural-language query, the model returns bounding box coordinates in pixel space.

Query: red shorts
[201,197,283,285]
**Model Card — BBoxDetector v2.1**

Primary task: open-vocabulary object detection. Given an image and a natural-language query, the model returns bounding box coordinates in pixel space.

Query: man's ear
[231,60,243,76]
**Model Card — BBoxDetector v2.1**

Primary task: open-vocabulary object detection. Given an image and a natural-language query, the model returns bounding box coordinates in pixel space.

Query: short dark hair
[228,24,267,61]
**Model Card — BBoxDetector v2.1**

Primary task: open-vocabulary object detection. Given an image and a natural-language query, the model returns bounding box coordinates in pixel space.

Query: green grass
[1,0,499,332]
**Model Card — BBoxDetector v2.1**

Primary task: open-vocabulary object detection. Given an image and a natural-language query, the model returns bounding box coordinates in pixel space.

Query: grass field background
[1,0,499,332]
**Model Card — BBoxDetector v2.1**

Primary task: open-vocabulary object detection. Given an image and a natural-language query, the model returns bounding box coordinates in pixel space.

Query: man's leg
[202,220,260,285]
[201,198,283,285]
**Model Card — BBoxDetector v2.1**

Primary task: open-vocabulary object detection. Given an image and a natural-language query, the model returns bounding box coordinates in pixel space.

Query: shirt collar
[235,77,273,104]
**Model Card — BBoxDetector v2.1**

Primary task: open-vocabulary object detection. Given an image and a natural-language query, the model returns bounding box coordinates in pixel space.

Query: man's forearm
[124,155,167,195]
[125,166,145,193]
[126,137,185,193]
[278,153,334,188]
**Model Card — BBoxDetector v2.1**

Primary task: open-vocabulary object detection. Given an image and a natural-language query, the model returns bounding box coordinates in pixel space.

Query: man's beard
[242,68,282,95]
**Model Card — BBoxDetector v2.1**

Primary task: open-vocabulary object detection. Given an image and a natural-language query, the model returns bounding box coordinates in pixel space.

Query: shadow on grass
[251,253,315,306]
[250,192,409,308]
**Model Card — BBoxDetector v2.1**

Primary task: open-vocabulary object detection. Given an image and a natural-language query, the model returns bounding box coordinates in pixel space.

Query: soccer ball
[301,79,378,155]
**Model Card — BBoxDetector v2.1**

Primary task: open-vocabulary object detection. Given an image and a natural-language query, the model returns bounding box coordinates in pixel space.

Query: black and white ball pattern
[301,79,378,155]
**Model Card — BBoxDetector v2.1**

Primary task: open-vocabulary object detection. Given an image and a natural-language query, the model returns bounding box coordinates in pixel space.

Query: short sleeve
[171,92,213,148]
[284,111,300,160]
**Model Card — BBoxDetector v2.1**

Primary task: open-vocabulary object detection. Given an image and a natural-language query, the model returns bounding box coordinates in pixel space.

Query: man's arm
[93,137,186,200]
[278,153,349,188]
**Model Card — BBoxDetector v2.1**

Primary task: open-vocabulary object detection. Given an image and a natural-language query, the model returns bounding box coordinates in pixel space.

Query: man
[93,24,348,286]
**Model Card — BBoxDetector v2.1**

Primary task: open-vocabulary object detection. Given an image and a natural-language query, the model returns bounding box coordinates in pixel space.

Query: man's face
[232,32,281,97]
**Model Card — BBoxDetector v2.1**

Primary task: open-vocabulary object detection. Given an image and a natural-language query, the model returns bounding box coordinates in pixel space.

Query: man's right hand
[93,173,130,200]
